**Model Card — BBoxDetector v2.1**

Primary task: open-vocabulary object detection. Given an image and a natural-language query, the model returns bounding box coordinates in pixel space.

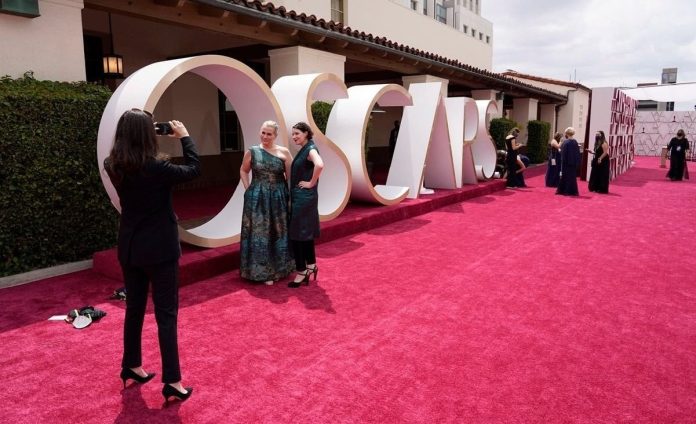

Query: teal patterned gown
[239,146,294,281]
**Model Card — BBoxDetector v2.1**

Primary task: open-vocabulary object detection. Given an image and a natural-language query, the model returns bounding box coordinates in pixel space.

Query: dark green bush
[311,101,333,133]
[489,117,519,150]
[526,120,551,164]
[0,73,117,276]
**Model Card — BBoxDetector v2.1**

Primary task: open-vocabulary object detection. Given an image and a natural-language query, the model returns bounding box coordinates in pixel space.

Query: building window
[219,92,242,152]
[486,35,490,44]
[479,32,483,40]
[411,0,417,10]
[471,29,476,37]
[0,0,40,17]
[435,3,446,23]
[475,0,479,14]
[463,24,468,34]
[423,1,427,14]
[331,0,344,23]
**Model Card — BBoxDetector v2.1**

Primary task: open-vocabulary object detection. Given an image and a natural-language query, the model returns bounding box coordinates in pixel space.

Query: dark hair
[594,130,607,149]
[553,132,562,142]
[104,108,161,186]
[677,129,685,137]
[292,121,314,140]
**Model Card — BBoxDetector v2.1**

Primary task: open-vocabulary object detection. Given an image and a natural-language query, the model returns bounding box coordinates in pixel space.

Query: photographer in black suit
[104,108,200,402]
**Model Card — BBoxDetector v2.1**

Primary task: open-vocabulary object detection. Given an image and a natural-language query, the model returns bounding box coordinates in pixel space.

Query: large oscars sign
[97,55,498,248]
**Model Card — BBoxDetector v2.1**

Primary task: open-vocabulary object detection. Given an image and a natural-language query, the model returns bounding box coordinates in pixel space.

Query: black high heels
[307,264,318,281]
[288,270,310,288]
[120,367,156,388]
[162,384,193,403]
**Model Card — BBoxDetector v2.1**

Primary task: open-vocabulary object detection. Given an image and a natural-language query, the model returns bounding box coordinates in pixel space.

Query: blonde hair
[564,127,575,137]
[261,120,279,135]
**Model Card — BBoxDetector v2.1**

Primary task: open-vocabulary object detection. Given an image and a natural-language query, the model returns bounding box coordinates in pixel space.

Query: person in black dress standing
[587,130,610,193]
[288,122,324,288]
[104,109,199,403]
[545,132,563,187]
[666,129,690,181]
[556,127,580,196]
[505,127,526,188]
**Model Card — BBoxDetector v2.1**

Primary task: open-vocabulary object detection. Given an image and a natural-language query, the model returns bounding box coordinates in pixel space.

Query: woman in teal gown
[288,122,324,288]
[239,121,295,284]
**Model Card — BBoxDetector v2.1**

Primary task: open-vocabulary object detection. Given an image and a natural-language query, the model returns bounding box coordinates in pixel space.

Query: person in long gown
[239,121,295,285]
[587,130,610,193]
[556,127,580,196]
[505,127,526,188]
[545,132,563,187]
[666,129,690,181]
[288,122,324,288]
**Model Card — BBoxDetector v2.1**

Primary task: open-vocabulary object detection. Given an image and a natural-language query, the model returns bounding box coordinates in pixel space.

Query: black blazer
[110,136,201,266]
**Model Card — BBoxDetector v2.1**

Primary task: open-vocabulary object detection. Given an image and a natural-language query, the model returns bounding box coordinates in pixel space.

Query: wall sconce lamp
[102,13,124,79]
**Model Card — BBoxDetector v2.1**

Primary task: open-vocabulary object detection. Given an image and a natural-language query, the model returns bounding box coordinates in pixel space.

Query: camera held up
[155,121,173,136]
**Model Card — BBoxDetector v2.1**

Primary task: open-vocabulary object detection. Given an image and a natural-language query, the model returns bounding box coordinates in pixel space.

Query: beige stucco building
[1,0,565,187]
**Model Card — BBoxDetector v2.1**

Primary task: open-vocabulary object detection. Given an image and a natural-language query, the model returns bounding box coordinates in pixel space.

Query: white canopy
[620,82,696,102]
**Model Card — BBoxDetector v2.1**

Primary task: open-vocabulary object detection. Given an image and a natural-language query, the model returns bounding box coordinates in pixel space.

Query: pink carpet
[1,157,694,422]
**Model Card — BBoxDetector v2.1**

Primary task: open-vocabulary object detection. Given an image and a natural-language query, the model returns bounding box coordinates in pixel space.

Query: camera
[154,122,173,135]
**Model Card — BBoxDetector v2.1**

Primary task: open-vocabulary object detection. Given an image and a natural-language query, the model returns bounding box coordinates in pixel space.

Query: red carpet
[1,157,695,422]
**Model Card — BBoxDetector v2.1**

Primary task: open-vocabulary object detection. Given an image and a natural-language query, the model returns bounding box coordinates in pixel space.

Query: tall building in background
[636,67,677,111]
[263,0,493,70]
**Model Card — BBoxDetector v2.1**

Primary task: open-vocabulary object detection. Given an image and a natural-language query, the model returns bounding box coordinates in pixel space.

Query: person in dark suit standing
[104,109,200,403]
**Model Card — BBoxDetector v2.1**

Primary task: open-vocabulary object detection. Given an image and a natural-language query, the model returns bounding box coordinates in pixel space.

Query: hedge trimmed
[0,73,117,276]
[489,117,519,150]
[526,120,551,164]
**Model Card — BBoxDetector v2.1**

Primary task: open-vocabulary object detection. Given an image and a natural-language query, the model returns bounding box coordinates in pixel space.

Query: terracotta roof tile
[194,0,565,101]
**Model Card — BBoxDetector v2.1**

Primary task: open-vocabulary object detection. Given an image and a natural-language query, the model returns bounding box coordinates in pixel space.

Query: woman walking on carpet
[239,121,295,285]
[288,122,324,288]
[666,129,690,181]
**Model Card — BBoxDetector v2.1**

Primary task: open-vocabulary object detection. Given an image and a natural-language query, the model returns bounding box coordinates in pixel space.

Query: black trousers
[121,260,181,384]
[291,239,316,271]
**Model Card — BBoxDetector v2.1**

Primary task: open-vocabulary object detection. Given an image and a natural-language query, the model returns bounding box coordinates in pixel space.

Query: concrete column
[539,103,557,135]
[471,89,502,118]
[510,97,538,144]
[268,46,346,85]
[402,74,449,98]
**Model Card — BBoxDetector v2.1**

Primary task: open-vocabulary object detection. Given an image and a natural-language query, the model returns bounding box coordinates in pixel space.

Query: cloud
[483,0,696,99]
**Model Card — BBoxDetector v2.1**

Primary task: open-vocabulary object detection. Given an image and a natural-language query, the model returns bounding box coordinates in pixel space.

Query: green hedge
[0,73,117,276]
[489,117,519,150]
[526,120,551,164]
[311,101,333,133]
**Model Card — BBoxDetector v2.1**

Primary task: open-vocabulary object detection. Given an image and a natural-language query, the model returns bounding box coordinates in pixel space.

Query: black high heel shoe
[288,270,310,288]
[120,368,156,388]
[307,264,318,281]
[162,384,193,403]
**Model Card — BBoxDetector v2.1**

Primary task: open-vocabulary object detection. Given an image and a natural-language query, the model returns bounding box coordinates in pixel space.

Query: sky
[481,0,696,109]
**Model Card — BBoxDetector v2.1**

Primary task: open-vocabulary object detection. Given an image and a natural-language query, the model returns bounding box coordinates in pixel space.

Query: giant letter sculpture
[97,55,287,247]
[471,99,499,180]
[271,73,351,219]
[326,84,412,205]
[444,97,480,186]
[387,82,457,198]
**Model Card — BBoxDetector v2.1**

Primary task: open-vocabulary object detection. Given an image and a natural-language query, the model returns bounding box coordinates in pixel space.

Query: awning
[621,82,696,102]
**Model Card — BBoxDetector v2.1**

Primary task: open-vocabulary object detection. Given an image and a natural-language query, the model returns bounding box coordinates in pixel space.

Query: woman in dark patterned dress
[239,121,295,285]
[288,122,324,288]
